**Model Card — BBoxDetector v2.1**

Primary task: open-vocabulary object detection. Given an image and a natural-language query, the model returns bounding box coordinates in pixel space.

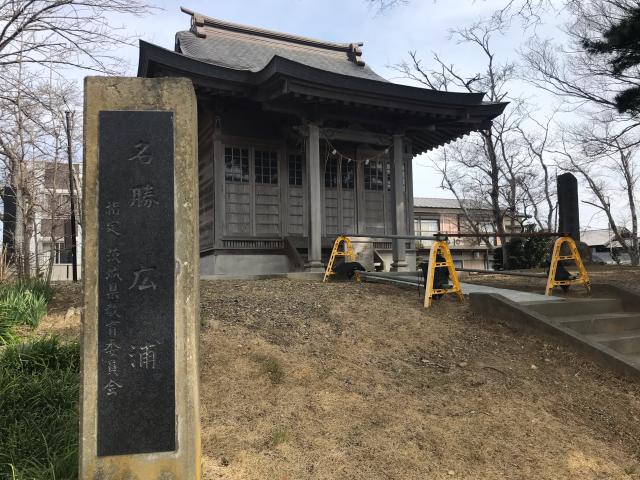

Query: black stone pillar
[557,172,580,241]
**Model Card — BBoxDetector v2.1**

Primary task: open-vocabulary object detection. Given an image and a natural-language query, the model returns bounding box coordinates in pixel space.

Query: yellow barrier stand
[323,235,360,283]
[424,240,464,308]
[546,236,591,296]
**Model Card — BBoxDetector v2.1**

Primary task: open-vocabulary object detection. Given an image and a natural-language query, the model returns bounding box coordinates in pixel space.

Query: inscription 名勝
[97,111,175,456]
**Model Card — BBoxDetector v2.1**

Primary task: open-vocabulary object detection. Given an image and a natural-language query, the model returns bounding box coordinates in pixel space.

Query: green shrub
[0,337,80,480]
[0,315,17,346]
[0,290,48,328]
[493,226,551,271]
[0,279,52,331]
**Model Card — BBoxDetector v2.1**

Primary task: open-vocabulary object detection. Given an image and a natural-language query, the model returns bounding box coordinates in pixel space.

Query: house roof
[581,229,613,247]
[175,8,387,82]
[580,228,636,247]
[414,197,491,210]
[138,9,509,155]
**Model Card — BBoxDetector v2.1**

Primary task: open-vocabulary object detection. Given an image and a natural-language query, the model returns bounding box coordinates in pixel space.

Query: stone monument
[557,172,580,241]
[80,77,200,479]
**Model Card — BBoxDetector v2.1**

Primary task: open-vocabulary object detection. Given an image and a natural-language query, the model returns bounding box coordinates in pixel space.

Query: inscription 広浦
[97,111,175,456]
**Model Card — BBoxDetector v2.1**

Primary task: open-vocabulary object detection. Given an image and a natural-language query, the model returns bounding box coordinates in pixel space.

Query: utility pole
[65,111,78,282]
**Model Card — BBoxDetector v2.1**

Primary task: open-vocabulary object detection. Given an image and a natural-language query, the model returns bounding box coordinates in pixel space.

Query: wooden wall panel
[225,183,250,235]
[288,187,304,235]
[255,185,281,235]
[324,189,338,234]
[365,191,385,234]
[342,191,356,233]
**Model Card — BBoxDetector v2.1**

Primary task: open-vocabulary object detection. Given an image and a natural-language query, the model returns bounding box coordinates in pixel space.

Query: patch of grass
[0,279,52,335]
[253,354,285,384]
[0,336,80,480]
[271,427,288,447]
[0,289,48,328]
[0,315,17,346]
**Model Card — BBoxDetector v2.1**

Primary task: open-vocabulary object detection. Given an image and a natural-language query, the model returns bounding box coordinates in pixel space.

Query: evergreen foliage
[493,227,551,270]
[583,5,640,115]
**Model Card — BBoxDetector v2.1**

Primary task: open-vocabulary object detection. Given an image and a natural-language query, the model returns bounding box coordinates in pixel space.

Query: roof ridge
[180,7,365,66]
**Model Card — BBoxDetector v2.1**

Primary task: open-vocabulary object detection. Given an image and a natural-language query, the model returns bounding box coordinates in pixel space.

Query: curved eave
[139,40,506,111]
[138,40,508,154]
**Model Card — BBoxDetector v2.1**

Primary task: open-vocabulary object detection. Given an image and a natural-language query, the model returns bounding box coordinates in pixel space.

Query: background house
[413,197,493,269]
[413,197,522,269]
[581,228,634,265]
[1,162,82,281]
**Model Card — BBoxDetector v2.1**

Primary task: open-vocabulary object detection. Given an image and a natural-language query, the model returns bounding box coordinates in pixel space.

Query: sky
[98,0,609,230]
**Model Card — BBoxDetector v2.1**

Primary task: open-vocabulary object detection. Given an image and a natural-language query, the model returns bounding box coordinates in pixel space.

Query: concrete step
[521,298,623,317]
[622,353,640,368]
[587,331,640,355]
[558,313,640,335]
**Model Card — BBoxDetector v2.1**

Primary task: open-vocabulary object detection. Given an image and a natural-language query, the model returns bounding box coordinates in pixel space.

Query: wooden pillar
[356,147,366,234]
[391,133,409,271]
[405,143,416,248]
[306,123,323,271]
[213,117,224,248]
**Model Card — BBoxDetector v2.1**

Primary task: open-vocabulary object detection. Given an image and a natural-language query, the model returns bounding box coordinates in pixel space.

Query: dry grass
[199,278,640,480]
[28,281,83,340]
[34,275,640,479]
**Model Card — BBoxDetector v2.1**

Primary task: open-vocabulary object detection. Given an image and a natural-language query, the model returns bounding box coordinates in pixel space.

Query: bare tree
[0,0,154,75]
[367,0,553,25]
[516,112,558,231]
[0,64,81,279]
[395,17,545,267]
[521,0,640,135]
[432,149,496,249]
[519,0,640,265]
[0,64,44,277]
[35,79,82,281]
[552,116,640,264]
[0,0,147,279]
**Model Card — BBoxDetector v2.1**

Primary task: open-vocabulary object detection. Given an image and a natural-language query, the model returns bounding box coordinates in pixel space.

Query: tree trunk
[13,184,25,277]
[483,130,508,269]
[33,216,40,277]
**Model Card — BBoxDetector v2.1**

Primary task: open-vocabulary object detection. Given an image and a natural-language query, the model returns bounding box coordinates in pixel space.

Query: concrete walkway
[458,282,561,303]
[361,272,561,304]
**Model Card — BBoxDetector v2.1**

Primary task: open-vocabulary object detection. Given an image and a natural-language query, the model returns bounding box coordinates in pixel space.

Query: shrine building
[137,8,507,275]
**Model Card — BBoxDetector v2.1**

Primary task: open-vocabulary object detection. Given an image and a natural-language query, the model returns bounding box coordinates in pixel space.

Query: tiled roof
[176,9,387,82]
[413,197,489,210]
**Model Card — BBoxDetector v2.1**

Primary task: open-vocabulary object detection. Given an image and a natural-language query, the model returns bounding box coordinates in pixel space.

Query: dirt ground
[42,275,640,479]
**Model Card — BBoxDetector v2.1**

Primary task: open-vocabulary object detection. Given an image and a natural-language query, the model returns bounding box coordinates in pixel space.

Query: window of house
[341,159,355,189]
[325,156,338,188]
[415,218,440,236]
[255,150,278,184]
[224,147,249,183]
[288,154,303,186]
[43,242,72,264]
[40,218,68,238]
[364,160,384,191]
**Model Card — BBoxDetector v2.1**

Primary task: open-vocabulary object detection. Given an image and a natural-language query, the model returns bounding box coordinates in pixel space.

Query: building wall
[200,253,292,276]
[198,98,414,274]
[413,205,496,270]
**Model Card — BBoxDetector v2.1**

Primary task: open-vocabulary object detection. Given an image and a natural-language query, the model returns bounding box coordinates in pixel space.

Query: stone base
[305,260,324,273]
[390,261,410,272]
